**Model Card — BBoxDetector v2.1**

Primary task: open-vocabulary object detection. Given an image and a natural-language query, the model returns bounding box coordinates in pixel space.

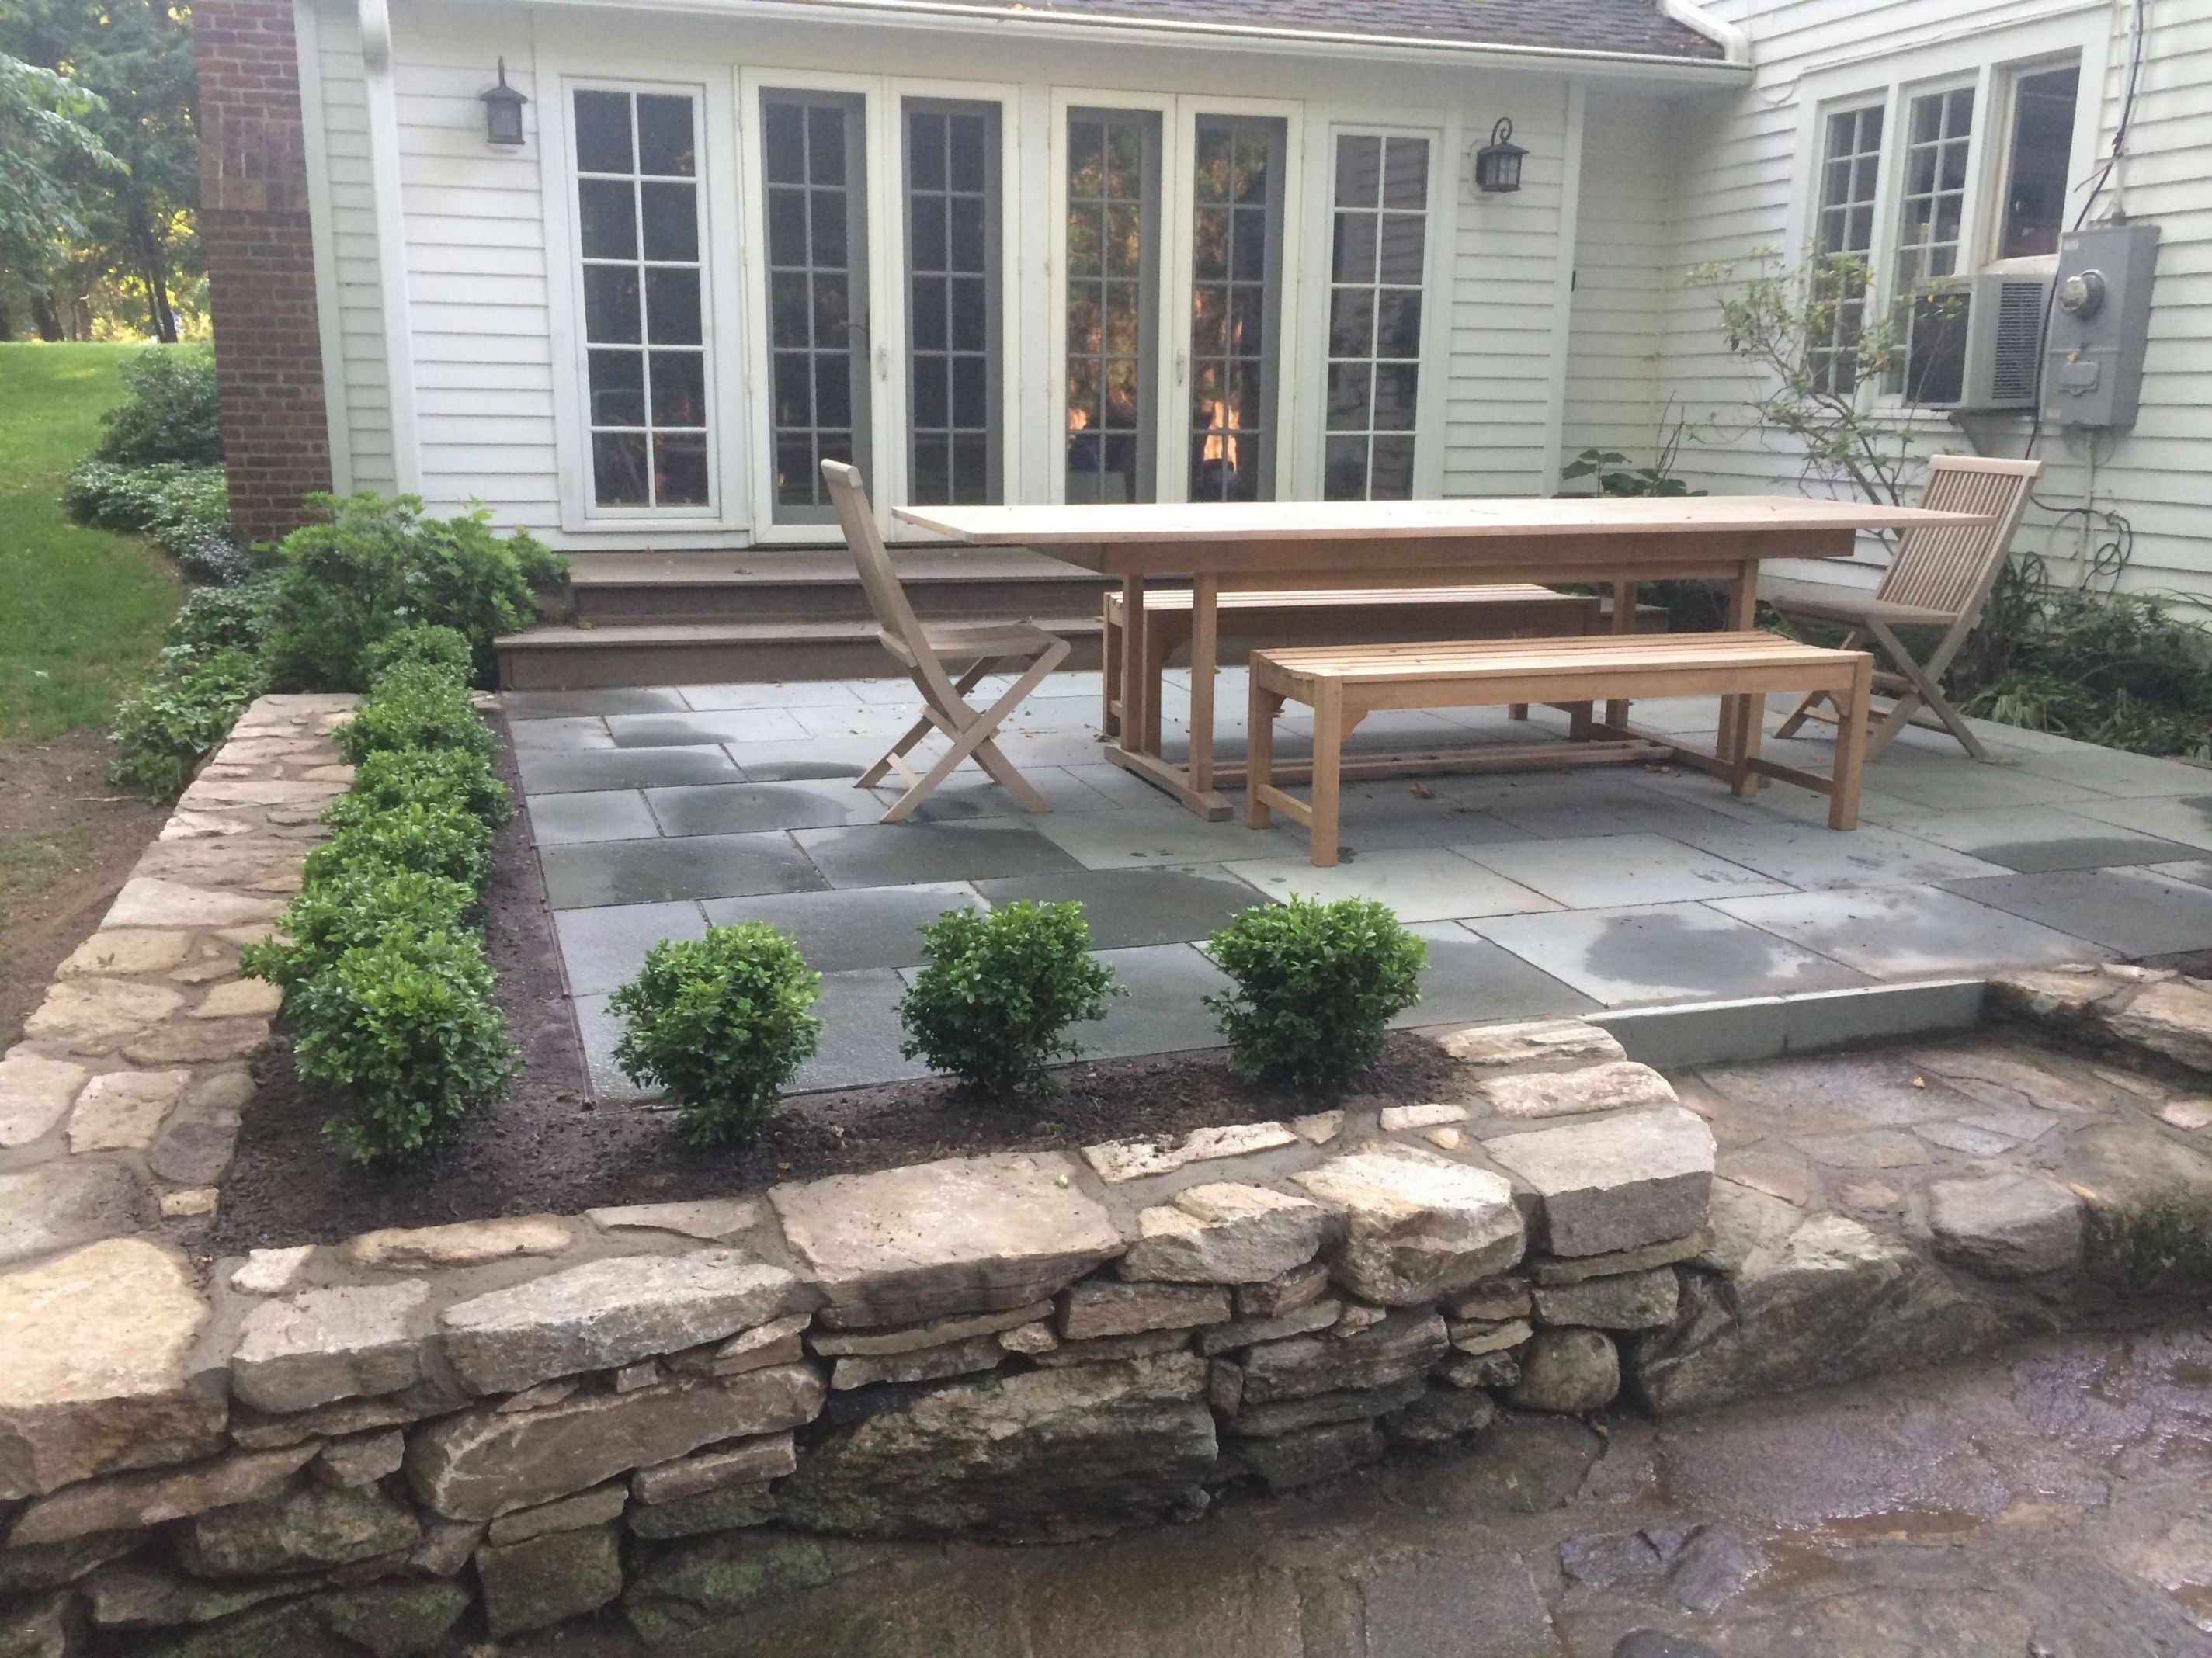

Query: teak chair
[821,460,1071,823]
[1765,455,2042,761]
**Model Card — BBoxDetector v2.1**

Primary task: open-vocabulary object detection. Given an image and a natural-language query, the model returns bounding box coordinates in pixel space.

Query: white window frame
[737,68,894,545]
[1787,12,2108,412]
[539,65,748,533]
[884,75,1023,520]
[1046,87,1176,507]
[1298,114,1454,501]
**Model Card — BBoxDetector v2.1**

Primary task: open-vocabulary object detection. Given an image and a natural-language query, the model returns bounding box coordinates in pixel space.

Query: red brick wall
[195,0,335,546]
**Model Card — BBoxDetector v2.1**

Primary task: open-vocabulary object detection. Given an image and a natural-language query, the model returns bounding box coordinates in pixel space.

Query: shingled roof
[901,0,1729,61]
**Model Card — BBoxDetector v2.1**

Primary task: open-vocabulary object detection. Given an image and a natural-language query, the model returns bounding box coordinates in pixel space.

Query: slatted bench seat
[1101,584,1604,744]
[1247,633,1875,865]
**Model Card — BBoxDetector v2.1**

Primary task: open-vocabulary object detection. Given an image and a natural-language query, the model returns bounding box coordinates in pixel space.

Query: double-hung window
[1324,132,1429,501]
[1806,36,2086,410]
[572,87,711,512]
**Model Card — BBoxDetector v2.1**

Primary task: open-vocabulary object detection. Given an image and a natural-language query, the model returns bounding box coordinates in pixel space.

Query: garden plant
[1205,897,1426,1091]
[900,901,1122,1099]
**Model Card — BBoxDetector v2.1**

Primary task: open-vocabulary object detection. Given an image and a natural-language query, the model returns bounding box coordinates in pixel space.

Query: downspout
[1658,0,1750,66]
[359,0,422,491]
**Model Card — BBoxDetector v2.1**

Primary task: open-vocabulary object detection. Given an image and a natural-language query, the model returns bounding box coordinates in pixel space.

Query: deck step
[565,547,1113,626]
[495,617,1106,691]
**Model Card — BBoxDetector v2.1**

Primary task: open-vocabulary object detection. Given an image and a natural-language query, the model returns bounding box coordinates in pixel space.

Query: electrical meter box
[2043,221,2159,428]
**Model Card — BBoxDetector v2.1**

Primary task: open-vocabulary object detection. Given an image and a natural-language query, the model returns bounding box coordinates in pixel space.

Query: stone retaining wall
[3,700,2209,1657]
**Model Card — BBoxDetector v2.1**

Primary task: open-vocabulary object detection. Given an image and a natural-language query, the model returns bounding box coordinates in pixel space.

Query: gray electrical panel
[2043,221,2160,428]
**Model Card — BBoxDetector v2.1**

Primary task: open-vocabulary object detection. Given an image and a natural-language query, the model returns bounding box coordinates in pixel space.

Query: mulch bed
[210,722,1468,1252]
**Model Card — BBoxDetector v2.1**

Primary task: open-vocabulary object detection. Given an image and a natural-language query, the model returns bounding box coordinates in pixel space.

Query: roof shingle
[943,0,1726,61]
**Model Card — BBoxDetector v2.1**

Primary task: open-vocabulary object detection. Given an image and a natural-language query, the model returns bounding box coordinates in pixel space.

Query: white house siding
[1560,94,1674,470]
[300,0,396,492]
[1634,0,2212,597]
[297,0,1741,547]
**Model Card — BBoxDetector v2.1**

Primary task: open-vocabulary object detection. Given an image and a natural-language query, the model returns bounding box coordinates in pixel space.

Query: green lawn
[0,342,184,742]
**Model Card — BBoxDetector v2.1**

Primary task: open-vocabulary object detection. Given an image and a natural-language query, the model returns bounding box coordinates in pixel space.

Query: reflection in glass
[762,91,869,516]
[1065,109,1157,505]
[906,102,999,505]
[1323,131,1426,501]
[1187,117,1283,502]
[575,88,709,509]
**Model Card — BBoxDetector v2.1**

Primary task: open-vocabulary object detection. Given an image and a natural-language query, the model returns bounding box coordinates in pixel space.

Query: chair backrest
[1873,455,2043,619]
[821,460,961,704]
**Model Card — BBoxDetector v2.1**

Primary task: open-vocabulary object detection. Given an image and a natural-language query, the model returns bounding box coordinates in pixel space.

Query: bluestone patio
[508,671,2212,1099]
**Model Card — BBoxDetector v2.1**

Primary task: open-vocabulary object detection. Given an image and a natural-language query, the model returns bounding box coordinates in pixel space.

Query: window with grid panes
[905,101,999,506]
[1888,85,1974,404]
[1810,105,1882,396]
[1064,109,1158,505]
[573,88,710,509]
[1324,134,1428,501]
[1187,116,1284,502]
[762,91,870,522]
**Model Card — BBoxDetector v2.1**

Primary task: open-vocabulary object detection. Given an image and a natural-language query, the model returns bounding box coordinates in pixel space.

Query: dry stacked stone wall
[3,700,2210,1656]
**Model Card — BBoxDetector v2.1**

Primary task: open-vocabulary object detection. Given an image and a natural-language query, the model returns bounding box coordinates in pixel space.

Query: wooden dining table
[891,496,1990,822]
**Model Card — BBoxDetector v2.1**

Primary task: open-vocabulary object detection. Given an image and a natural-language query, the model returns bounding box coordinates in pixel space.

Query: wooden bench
[1247,633,1875,865]
[1101,584,1603,746]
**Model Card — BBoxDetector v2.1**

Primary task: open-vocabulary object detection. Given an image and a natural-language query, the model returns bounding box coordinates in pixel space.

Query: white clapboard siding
[1560,94,1674,470]
[1644,0,2212,597]
[308,0,394,491]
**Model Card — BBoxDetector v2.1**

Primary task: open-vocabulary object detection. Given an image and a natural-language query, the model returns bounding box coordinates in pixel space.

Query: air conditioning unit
[1959,257,2055,411]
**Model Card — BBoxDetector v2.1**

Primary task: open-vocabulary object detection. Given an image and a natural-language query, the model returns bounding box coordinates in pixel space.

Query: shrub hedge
[247,649,516,1164]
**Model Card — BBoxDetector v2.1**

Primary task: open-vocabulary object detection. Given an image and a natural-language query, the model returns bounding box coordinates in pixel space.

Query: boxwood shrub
[288,927,516,1164]
[899,901,1121,1099]
[610,924,824,1146]
[303,797,494,890]
[242,869,477,1004]
[1204,897,1426,1091]
[332,661,496,765]
[332,745,512,831]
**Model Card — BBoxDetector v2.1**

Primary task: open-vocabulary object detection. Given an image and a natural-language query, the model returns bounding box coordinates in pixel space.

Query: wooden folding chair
[1766,455,2041,761]
[821,460,1071,824]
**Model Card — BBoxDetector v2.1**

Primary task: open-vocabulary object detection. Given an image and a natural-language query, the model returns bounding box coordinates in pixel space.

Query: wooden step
[564,547,1113,626]
[495,617,1106,691]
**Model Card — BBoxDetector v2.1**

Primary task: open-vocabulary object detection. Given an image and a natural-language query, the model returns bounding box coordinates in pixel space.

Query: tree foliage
[0,0,200,342]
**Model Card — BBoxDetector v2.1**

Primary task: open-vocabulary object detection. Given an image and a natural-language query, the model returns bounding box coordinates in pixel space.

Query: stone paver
[502,673,2212,1093]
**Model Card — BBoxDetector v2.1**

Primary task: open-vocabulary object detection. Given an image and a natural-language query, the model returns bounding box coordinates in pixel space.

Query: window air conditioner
[1958,256,2056,411]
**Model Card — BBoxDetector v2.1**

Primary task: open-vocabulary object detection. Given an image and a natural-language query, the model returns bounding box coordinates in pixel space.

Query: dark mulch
[211,721,1468,1251]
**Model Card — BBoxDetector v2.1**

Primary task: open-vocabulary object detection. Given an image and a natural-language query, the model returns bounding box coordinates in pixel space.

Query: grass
[0,342,184,743]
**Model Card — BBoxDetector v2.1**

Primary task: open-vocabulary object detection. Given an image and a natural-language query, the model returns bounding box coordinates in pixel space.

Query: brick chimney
[194,0,336,546]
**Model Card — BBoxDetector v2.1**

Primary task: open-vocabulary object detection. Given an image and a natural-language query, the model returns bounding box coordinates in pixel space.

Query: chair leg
[858,661,988,788]
[878,643,1067,823]
[1866,619,1987,761]
[1247,677,1281,830]
[1774,624,1866,737]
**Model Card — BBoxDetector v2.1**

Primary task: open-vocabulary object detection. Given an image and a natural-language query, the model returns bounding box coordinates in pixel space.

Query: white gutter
[502,0,1752,83]
[1659,0,1748,65]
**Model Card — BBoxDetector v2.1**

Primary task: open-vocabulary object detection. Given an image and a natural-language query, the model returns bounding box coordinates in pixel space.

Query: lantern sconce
[481,57,528,147]
[1473,118,1526,194]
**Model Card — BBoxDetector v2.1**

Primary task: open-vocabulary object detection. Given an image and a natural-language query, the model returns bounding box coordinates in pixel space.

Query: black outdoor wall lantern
[1474,118,1526,193]
[481,58,528,147]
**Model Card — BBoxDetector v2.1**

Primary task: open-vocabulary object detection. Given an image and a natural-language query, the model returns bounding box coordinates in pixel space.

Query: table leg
[1604,579,1637,730]
[1188,572,1219,795]
[1118,576,1148,761]
[1719,558,1760,781]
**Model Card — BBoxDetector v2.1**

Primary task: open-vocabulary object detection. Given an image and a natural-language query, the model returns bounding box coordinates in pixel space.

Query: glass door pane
[1187,115,1284,502]
[762,90,870,523]
[1324,132,1428,501]
[1065,108,1158,505]
[574,88,710,510]
[905,100,1000,506]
